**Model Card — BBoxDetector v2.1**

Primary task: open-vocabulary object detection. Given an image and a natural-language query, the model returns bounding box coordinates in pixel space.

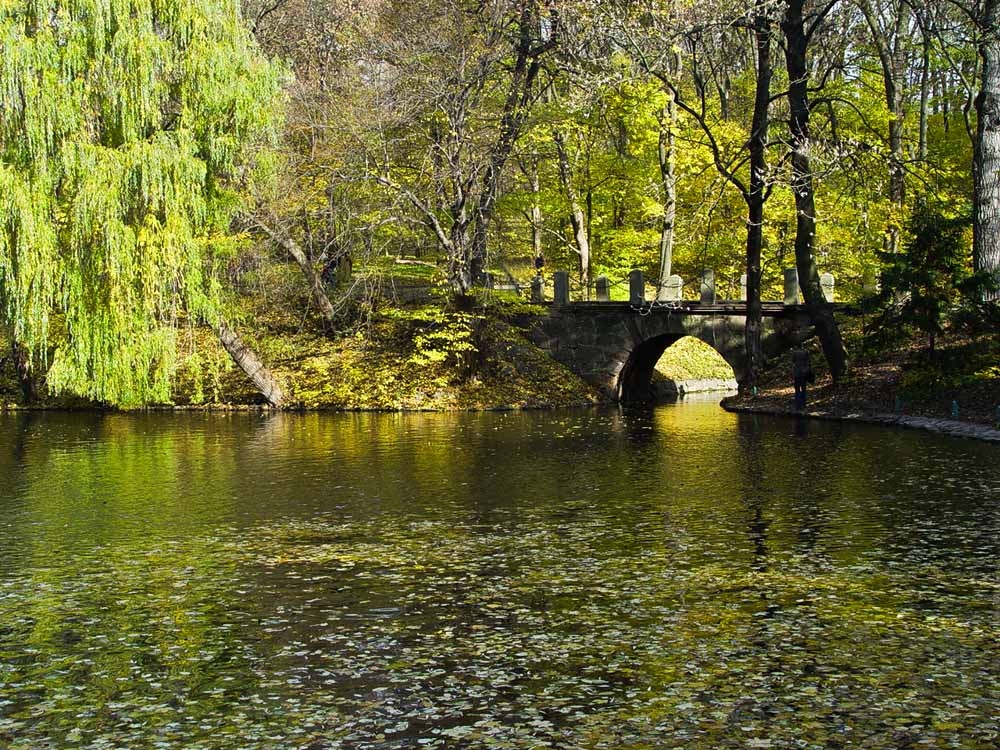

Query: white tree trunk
[658,95,677,290]
[974,0,1000,300]
[554,130,591,294]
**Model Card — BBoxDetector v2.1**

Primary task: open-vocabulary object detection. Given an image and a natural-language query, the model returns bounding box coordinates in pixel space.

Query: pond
[1,403,998,749]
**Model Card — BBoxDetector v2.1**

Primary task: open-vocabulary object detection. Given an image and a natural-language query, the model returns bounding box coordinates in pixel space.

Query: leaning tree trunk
[974,0,1000,300]
[744,0,772,391]
[783,0,849,380]
[255,220,338,327]
[217,322,284,408]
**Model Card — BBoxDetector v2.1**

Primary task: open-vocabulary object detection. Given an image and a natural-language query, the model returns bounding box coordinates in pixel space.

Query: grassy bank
[1,263,603,411]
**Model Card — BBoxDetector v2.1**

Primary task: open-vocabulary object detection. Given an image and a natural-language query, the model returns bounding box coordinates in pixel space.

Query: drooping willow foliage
[0,0,284,405]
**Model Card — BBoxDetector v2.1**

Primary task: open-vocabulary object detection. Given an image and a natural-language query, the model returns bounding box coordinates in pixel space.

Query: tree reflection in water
[1,406,998,748]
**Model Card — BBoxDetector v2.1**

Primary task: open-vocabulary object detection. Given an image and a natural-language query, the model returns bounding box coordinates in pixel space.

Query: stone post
[740,273,747,301]
[670,275,684,301]
[629,269,645,305]
[553,271,570,306]
[531,275,544,304]
[700,269,716,305]
[783,267,800,305]
[820,272,835,303]
[656,278,669,302]
[595,275,610,301]
[659,274,683,302]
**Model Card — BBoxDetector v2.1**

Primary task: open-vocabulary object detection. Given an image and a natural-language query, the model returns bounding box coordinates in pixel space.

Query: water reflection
[1,406,999,749]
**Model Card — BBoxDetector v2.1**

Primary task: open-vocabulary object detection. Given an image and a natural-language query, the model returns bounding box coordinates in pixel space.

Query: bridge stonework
[524,302,816,402]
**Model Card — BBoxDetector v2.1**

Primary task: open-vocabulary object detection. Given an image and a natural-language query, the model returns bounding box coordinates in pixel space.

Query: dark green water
[1,404,998,749]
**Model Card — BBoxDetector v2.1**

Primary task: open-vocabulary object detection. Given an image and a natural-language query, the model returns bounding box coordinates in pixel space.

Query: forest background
[1,0,998,410]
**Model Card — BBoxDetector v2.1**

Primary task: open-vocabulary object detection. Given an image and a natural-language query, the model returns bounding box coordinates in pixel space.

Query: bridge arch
[615,334,739,403]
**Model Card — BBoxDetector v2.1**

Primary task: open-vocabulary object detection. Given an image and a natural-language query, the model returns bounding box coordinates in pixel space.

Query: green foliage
[875,207,974,344]
[898,337,1000,395]
[409,313,478,370]
[0,0,284,406]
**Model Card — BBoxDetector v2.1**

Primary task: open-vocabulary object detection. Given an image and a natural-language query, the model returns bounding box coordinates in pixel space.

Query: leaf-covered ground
[729,325,1000,427]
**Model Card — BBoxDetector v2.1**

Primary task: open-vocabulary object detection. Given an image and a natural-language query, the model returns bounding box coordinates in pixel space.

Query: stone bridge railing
[528,268,839,307]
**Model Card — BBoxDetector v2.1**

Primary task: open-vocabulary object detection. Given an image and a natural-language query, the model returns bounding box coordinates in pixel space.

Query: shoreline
[721,397,1000,443]
[0,401,600,414]
[6,395,999,445]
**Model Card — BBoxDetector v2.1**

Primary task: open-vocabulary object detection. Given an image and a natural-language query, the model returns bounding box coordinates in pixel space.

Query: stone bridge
[524,299,821,402]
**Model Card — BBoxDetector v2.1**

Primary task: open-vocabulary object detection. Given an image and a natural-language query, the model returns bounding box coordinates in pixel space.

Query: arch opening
[617,335,737,403]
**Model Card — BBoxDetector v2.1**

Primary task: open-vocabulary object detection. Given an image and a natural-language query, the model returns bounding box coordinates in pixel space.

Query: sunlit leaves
[0,0,284,405]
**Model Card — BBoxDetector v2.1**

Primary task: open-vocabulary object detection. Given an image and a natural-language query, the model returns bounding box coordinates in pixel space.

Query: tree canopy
[2,0,997,405]
[251,0,994,299]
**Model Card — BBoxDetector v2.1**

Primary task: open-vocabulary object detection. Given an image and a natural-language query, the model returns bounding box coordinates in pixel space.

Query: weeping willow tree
[0,0,285,406]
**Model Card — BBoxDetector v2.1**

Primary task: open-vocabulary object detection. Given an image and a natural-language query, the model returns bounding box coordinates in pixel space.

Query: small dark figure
[321,252,352,288]
[534,253,544,274]
[791,345,812,411]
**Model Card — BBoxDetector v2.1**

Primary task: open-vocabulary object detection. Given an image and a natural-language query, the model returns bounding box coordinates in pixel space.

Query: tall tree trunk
[859,0,910,253]
[933,68,941,116]
[919,25,931,161]
[962,56,979,145]
[783,0,849,380]
[658,94,677,292]
[217,322,284,408]
[745,0,771,389]
[942,69,951,133]
[886,3,909,253]
[528,155,543,265]
[717,73,732,120]
[554,129,591,294]
[974,0,1000,299]
[449,222,475,295]
[468,1,552,286]
[612,117,628,229]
